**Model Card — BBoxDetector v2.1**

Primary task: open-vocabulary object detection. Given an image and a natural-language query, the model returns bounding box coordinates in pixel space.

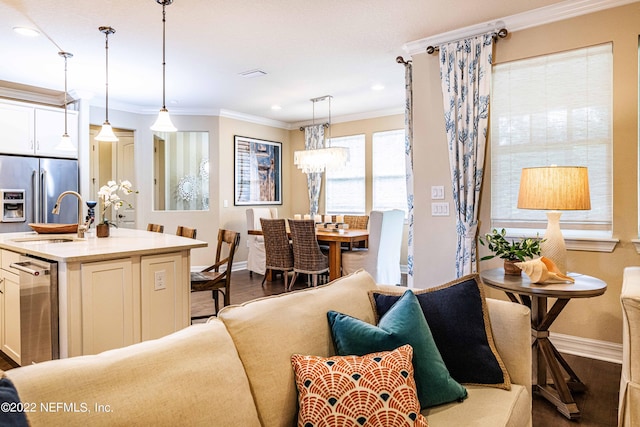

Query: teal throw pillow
[327,290,467,408]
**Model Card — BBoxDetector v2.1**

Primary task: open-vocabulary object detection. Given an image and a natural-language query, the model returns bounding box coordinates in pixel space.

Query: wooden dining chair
[176,225,197,239]
[147,223,164,233]
[260,218,294,290]
[288,219,328,291]
[190,229,240,321]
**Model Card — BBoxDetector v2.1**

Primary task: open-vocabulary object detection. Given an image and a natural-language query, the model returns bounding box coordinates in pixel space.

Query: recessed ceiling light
[271,105,282,110]
[13,26,40,37]
[239,69,267,78]
[371,84,385,91]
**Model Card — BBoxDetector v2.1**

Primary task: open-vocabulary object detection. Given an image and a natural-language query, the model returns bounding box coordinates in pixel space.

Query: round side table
[480,268,607,420]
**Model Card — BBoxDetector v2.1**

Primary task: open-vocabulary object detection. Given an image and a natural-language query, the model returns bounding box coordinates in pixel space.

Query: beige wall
[412,3,640,345]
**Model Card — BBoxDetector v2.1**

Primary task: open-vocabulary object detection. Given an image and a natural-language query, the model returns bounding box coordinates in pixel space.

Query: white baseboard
[550,332,622,364]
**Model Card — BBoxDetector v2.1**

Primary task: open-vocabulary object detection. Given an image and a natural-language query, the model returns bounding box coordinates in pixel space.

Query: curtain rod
[299,122,330,131]
[396,56,411,65]
[426,28,508,54]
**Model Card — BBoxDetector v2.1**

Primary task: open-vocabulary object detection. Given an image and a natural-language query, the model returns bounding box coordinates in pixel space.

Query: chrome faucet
[52,191,87,238]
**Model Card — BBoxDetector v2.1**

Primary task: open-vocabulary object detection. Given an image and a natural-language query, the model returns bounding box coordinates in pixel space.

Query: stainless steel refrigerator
[0,155,79,233]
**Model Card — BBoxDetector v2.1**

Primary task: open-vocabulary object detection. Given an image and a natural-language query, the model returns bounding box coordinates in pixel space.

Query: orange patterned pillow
[291,344,428,427]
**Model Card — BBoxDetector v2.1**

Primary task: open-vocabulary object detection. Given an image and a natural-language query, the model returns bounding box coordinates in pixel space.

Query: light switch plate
[431,185,445,200]
[431,202,450,216]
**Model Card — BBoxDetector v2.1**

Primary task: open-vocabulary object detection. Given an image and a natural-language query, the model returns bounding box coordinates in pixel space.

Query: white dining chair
[341,209,404,284]
[246,207,278,276]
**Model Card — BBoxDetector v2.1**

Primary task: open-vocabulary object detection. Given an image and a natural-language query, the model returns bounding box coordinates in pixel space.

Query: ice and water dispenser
[1,189,26,223]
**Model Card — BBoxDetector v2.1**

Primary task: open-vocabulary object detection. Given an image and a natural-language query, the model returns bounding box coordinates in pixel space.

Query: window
[325,134,365,214]
[490,44,613,237]
[373,129,407,215]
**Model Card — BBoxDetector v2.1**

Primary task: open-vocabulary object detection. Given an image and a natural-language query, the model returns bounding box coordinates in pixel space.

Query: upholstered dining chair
[176,225,197,239]
[190,228,240,322]
[260,218,294,290]
[246,208,278,277]
[288,219,329,291]
[147,223,164,233]
[341,209,404,284]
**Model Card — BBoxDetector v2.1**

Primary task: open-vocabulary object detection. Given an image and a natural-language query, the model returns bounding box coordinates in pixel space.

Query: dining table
[248,228,369,281]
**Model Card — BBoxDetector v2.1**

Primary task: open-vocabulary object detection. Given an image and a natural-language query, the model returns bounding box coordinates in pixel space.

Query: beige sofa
[4,270,532,426]
[620,267,640,427]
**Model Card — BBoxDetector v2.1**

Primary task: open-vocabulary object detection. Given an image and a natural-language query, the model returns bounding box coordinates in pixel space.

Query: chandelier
[294,95,349,174]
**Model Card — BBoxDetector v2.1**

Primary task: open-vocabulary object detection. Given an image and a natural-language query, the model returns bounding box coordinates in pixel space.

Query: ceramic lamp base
[541,211,567,274]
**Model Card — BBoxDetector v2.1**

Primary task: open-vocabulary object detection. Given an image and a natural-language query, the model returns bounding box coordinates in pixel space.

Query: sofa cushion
[291,344,428,427]
[371,274,511,389]
[218,269,379,427]
[6,319,260,427]
[0,376,28,427]
[328,290,467,408]
[423,384,531,427]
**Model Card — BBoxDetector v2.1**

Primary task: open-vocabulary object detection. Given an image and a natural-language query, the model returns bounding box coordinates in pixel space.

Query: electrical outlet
[154,270,166,291]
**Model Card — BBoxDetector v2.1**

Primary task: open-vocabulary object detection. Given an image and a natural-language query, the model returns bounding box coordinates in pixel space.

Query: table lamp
[517,166,591,274]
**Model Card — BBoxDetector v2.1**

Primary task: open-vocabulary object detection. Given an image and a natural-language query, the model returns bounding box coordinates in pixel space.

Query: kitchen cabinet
[1,250,21,365]
[80,258,136,355]
[0,99,78,159]
[141,253,187,341]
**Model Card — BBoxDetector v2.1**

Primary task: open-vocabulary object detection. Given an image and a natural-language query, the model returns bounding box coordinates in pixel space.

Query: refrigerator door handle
[32,169,39,223]
[40,169,47,223]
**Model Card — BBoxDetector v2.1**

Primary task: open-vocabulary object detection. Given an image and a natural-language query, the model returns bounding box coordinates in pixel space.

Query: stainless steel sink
[11,236,84,244]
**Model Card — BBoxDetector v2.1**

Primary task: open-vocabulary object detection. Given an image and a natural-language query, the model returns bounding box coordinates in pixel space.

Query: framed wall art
[234,135,282,205]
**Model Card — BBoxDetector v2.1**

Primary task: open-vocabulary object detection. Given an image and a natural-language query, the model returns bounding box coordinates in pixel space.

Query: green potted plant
[479,228,544,275]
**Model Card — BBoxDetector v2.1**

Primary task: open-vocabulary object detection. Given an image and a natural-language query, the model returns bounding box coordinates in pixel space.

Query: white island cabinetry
[0,228,206,362]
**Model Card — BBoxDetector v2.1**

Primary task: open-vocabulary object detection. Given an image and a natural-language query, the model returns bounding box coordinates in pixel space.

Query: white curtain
[402,61,415,287]
[304,124,324,216]
[439,33,493,277]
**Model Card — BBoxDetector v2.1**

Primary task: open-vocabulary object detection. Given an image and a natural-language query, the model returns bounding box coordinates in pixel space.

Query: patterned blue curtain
[304,124,325,216]
[403,61,415,287]
[439,33,493,277]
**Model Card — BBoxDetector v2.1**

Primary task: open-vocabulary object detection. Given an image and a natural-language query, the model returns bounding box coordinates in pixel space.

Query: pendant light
[56,51,76,151]
[150,0,177,132]
[95,26,118,142]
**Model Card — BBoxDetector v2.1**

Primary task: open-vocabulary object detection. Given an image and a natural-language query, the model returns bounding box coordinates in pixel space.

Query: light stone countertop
[0,227,208,263]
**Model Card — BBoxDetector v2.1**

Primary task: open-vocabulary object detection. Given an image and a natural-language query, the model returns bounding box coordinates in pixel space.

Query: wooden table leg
[531,296,582,420]
[327,241,342,281]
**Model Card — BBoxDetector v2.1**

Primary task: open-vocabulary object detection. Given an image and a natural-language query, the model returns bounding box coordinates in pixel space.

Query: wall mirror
[153,131,209,211]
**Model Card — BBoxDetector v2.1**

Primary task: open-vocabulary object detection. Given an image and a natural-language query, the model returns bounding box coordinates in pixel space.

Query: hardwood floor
[1,269,622,426]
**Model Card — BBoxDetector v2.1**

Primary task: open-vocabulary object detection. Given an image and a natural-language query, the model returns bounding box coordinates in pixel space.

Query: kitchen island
[0,228,207,364]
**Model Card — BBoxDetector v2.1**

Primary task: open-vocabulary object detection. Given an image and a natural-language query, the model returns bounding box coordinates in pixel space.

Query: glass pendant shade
[56,133,75,151]
[150,108,177,132]
[96,121,119,142]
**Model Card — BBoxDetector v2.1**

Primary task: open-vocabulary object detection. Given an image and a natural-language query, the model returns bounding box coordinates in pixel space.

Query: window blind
[325,134,365,214]
[490,43,612,234]
[373,129,407,215]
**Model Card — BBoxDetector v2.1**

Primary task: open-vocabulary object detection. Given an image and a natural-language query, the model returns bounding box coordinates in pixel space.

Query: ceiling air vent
[239,69,267,78]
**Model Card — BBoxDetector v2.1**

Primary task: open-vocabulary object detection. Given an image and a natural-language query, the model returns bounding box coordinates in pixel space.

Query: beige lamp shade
[517,166,591,211]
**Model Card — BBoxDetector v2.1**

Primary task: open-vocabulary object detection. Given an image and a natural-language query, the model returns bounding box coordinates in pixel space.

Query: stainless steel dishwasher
[10,256,59,365]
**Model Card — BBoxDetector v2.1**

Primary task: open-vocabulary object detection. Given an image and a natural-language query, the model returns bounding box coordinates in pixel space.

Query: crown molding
[403,0,638,55]
[0,86,64,106]
[218,109,291,129]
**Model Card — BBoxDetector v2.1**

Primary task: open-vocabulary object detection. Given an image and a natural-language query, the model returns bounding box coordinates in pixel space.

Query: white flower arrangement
[97,180,136,223]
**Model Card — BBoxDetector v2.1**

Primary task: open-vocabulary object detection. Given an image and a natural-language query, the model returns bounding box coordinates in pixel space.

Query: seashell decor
[515,256,575,284]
